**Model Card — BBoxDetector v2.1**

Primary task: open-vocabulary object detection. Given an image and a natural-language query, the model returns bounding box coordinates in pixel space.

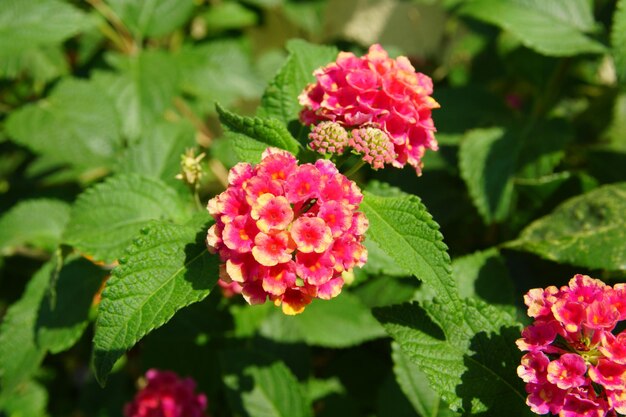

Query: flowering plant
[518,275,626,416]
[206,148,367,314]
[0,2,624,417]
[299,44,439,173]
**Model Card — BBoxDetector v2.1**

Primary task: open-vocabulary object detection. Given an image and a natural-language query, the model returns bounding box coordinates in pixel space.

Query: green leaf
[105,0,195,38]
[257,39,338,125]
[375,300,528,415]
[377,372,420,417]
[5,78,123,168]
[92,219,219,385]
[353,276,419,309]
[460,0,606,57]
[259,292,385,348]
[0,262,51,392]
[64,174,190,264]
[0,45,68,83]
[179,41,263,109]
[216,103,301,155]
[459,127,519,224]
[452,248,515,313]
[199,2,257,34]
[362,239,409,277]
[0,199,70,255]
[507,183,626,271]
[225,131,269,164]
[0,0,93,54]
[0,379,48,417]
[612,0,626,84]
[392,343,456,417]
[114,120,196,187]
[36,257,107,354]
[221,349,312,417]
[360,192,461,312]
[515,120,572,179]
[93,50,181,142]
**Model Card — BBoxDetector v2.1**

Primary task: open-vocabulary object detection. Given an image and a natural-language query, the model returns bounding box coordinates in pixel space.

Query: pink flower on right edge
[517,274,626,417]
[299,44,439,174]
[124,369,208,417]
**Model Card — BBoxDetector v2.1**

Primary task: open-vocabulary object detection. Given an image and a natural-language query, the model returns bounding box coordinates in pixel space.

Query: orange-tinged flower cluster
[299,44,439,174]
[517,275,626,417]
[206,148,368,315]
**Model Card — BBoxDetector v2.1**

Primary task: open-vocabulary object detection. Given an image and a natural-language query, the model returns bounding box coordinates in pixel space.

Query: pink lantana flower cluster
[206,148,368,315]
[124,369,208,417]
[299,44,439,174]
[517,274,626,417]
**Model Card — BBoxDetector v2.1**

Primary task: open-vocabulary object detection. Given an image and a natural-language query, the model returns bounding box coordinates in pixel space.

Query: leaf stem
[87,0,137,55]
[344,159,366,178]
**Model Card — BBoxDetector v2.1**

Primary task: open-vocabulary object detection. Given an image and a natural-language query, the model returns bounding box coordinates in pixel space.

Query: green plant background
[1,0,625,416]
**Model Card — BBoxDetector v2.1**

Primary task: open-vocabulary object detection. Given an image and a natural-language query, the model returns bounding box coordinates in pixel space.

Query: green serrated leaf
[459,127,519,224]
[392,343,457,417]
[0,262,51,392]
[360,192,461,312]
[93,50,180,142]
[258,39,338,125]
[353,276,419,309]
[362,239,409,277]
[375,300,528,415]
[92,219,218,385]
[221,349,312,417]
[259,292,385,348]
[114,120,196,187]
[452,248,515,314]
[613,0,626,84]
[36,258,107,354]
[0,199,70,255]
[460,0,606,57]
[216,103,301,155]
[5,78,122,168]
[105,0,195,38]
[64,174,190,264]
[225,131,268,164]
[507,183,626,270]
[0,379,48,417]
[180,40,263,109]
[0,0,94,54]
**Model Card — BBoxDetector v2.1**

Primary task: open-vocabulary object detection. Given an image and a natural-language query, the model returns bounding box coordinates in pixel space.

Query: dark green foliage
[1,1,625,416]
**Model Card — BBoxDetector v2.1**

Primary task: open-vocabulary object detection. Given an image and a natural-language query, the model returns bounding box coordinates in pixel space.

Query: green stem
[344,159,366,178]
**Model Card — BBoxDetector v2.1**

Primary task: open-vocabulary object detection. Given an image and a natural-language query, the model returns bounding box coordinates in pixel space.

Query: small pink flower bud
[308,121,349,155]
[349,126,397,170]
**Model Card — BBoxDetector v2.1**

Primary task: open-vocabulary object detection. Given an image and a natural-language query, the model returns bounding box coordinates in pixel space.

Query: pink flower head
[600,331,626,365]
[206,148,368,314]
[588,360,626,390]
[546,354,587,390]
[290,217,333,253]
[525,382,566,415]
[607,390,626,414]
[309,121,349,155]
[299,44,439,174]
[518,275,626,417]
[252,231,294,266]
[518,352,550,384]
[348,125,396,169]
[251,194,294,233]
[124,369,208,417]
